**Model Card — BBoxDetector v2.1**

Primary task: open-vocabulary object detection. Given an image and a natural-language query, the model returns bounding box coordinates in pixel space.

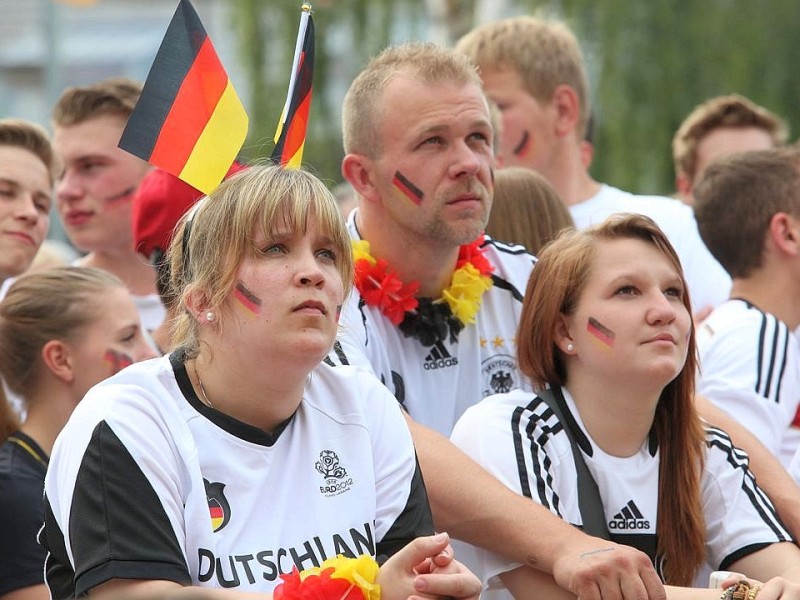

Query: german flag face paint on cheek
[104,186,137,205]
[512,131,531,157]
[233,281,262,318]
[393,170,424,205]
[103,349,134,375]
[587,316,615,350]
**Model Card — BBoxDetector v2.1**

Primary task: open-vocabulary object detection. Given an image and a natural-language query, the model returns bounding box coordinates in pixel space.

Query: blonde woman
[41,165,479,600]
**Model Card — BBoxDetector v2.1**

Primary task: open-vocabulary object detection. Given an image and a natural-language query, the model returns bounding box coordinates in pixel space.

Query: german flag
[119,0,248,194]
[271,4,314,170]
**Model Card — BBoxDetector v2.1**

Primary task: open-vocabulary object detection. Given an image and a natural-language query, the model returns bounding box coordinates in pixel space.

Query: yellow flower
[352,240,377,266]
[312,555,381,600]
[443,264,493,324]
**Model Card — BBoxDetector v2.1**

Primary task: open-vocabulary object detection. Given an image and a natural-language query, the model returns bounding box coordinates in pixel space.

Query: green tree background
[231,0,800,196]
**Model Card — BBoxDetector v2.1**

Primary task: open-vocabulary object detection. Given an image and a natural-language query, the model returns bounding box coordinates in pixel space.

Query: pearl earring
[566,343,574,352]
[205,311,216,322]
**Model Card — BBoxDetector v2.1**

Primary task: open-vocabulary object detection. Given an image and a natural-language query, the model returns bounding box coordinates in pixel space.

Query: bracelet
[747,585,762,600]
[720,580,753,600]
[274,554,381,600]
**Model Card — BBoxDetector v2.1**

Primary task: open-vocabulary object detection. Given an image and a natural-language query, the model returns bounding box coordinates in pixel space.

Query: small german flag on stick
[119,0,248,194]
[271,3,315,169]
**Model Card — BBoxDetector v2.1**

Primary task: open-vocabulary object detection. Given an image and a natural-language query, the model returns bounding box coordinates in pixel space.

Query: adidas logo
[423,341,458,370]
[608,500,651,530]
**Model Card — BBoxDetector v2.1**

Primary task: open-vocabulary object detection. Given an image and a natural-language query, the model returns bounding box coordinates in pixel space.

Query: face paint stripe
[104,186,137,204]
[103,349,133,374]
[393,170,424,205]
[512,131,531,157]
[234,281,262,315]
[587,316,615,347]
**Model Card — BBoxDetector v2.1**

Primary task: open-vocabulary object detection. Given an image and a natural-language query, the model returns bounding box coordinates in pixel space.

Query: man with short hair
[673,94,788,205]
[0,119,55,289]
[455,16,731,313]
[330,41,666,600]
[52,77,163,332]
[694,147,800,476]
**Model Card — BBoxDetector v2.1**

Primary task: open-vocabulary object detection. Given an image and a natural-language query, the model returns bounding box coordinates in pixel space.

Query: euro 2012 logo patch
[204,478,231,533]
[315,450,354,497]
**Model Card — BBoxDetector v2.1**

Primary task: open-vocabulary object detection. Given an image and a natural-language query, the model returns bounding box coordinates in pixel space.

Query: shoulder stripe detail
[491,274,525,303]
[512,396,564,515]
[705,427,789,540]
[753,312,790,403]
[481,236,534,258]
[326,340,350,367]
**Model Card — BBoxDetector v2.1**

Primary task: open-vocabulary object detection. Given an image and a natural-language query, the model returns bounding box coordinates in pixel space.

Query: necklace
[8,435,48,469]
[352,235,494,346]
[193,361,214,409]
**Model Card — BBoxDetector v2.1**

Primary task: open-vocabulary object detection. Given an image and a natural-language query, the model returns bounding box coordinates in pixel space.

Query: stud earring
[566,343,574,352]
[205,310,216,322]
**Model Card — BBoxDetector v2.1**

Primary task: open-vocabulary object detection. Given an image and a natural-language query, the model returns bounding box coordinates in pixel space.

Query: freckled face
[562,238,691,389]
[370,75,494,247]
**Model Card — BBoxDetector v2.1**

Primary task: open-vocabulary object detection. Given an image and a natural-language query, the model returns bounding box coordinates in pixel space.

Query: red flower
[355,258,419,325]
[351,234,493,339]
[456,235,493,276]
[275,568,363,600]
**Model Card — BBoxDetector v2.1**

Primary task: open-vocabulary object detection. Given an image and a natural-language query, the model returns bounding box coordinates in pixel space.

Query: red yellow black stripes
[587,316,615,349]
[393,170,424,205]
[119,0,247,194]
[271,6,315,170]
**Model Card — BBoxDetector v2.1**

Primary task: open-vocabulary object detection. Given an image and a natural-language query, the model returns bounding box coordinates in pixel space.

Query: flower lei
[274,554,381,600]
[352,235,494,346]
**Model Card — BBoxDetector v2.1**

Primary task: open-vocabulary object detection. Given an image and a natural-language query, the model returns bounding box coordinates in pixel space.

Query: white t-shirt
[697,299,800,475]
[42,352,433,597]
[327,213,535,436]
[450,387,790,592]
[570,185,731,310]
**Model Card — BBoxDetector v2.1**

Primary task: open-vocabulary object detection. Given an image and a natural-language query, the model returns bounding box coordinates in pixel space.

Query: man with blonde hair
[673,94,788,205]
[52,77,163,333]
[456,15,731,313]
[330,41,666,600]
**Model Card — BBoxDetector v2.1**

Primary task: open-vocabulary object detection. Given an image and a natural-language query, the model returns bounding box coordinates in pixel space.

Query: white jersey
[697,299,800,474]
[42,353,432,597]
[570,185,731,310]
[450,387,790,591]
[326,213,535,436]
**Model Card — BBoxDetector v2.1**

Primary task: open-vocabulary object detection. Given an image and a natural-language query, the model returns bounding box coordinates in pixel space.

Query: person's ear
[41,340,75,384]
[552,84,580,138]
[184,287,215,325]
[769,212,799,256]
[554,313,576,355]
[675,172,695,204]
[342,154,379,204]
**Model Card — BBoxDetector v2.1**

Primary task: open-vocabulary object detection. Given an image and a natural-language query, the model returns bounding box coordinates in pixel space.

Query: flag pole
[276,3,312,140]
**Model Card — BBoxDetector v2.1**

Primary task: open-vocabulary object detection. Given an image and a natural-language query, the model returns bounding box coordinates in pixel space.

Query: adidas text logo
[424,341,458,370]
[608,500,650,530]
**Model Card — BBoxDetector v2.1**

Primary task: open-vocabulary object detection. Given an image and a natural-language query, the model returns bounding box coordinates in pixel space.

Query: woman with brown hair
[485,167,574,255]
[451,213,800,599]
